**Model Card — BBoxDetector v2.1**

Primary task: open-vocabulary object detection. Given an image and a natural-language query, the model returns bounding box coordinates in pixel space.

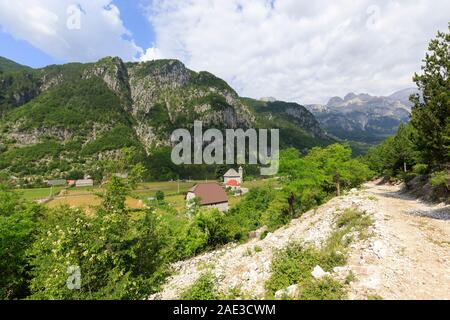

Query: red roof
[226,179,240,187]
[187,183,228,205]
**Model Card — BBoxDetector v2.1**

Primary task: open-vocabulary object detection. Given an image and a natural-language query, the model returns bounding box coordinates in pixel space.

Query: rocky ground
[151,181,450,300]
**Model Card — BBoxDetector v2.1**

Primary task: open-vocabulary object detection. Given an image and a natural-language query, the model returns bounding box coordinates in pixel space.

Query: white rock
[371,240,387,259]
[286,284,299,298]
[275,289,285,300]
[311,265,330,279]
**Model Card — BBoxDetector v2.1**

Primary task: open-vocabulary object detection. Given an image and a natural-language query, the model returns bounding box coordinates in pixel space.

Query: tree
[305,144,372,196]
[155,190,165,202]
[392,124,419,173]
[28,160,168,299]
[0,185,44,299]
[279,145,372,214]
[410,23,450,168]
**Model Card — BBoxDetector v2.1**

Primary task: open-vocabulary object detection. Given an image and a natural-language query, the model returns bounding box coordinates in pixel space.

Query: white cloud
[0,0,143,62]
[140,47,163,61]
[147,0,450,104]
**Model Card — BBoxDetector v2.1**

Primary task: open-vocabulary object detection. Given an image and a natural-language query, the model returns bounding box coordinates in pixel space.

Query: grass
[180,273,219,300]
[19,180,246,214]
[265,208,373,300]
[18,187,65,200]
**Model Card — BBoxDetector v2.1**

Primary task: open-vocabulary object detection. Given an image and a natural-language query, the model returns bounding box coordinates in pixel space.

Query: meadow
[18,179,276,211]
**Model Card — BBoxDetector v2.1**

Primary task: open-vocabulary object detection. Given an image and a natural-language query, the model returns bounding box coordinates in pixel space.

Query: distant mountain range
[305,88,418,144]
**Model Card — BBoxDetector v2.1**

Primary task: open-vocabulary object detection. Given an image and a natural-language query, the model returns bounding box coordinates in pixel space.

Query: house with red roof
[185,183,229,212]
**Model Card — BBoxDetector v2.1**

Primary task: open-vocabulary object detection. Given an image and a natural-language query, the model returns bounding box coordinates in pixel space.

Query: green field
[17,179,274,212]
[18,187,65,200]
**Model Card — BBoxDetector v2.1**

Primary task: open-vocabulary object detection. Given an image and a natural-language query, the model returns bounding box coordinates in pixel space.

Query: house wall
[76,180,94,187]
[186,192,229,212]
[206,202,229,212]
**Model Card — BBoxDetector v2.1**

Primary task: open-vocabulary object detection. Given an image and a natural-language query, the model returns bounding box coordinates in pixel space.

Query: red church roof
[226,179,240,187]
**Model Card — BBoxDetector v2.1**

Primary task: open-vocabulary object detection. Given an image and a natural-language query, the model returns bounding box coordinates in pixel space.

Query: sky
[0,0,448,104]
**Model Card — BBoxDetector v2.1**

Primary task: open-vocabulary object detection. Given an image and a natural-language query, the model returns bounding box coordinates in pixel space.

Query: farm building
[186,183,229,212]
[75,179,94,188]
[223,167,243,185]
[47,179,67,187]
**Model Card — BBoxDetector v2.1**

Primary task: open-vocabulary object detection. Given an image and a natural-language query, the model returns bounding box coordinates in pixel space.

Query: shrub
[413,164,428,175]
[181,273,219,300]
[155,190,165,201]
[430,170,450,190]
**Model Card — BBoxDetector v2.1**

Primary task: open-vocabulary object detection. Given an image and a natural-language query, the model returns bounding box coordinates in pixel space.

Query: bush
[155,190,165,201]
[413,164,428,175]
[194,209,233,249]
[180,273,219,300]
[0,186,44,299]
[430,170,450,190]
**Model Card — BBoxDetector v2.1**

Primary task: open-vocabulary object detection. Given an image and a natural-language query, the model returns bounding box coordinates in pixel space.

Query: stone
[275,289,285,300]
[311,265,330,279]
[275,285,299,300]
[286,284,299,298]
[249,226,268,240]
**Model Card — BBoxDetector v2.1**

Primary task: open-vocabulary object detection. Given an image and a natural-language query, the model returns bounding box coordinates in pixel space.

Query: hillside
[305,89,417,144]
[0,56,333,184]
[0,57,31,73]
[151,182,450,300]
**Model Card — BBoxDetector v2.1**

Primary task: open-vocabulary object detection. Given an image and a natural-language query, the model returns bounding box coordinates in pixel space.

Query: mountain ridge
[0,56,332,184]
[305,89,417,144]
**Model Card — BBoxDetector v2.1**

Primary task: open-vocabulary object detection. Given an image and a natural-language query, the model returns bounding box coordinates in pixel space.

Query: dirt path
[346,181,450,300]
[151,182,450,300]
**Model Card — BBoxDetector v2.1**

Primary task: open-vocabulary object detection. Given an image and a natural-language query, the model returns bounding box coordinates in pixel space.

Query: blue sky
[0,0,449,103]
[0,0,155,68]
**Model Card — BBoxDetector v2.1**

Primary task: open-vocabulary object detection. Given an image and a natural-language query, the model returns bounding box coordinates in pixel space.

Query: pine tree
[410,23,450,168]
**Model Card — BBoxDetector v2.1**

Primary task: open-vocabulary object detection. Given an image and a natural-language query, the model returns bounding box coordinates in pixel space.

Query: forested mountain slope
[0,57,333,184]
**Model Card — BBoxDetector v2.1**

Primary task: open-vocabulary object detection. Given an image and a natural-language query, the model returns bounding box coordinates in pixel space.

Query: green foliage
[155,190,165,201]
[194,209,233,248]
[366,27,449,199]
[81,125,139,156]
[0,57,31,73]
[7,78,128,130]
[0,185,44,299]
[28,207,168,299]
[413,164,429,175]
[430,170,450,190]
[280,144,373,217]
[28,175,168,299]
[265,209,372,300]
[410,24,450,167]
[180,273,219,300]
[366,124,420,179]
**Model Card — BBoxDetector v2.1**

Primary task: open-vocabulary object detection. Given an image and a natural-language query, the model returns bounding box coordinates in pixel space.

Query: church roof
[223,168,240,177]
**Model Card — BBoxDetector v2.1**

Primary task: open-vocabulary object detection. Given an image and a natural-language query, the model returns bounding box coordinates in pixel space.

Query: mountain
[0,56,332,183]
[243,98,332,151]
[305,89,417,144]
[0,57,31,73]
